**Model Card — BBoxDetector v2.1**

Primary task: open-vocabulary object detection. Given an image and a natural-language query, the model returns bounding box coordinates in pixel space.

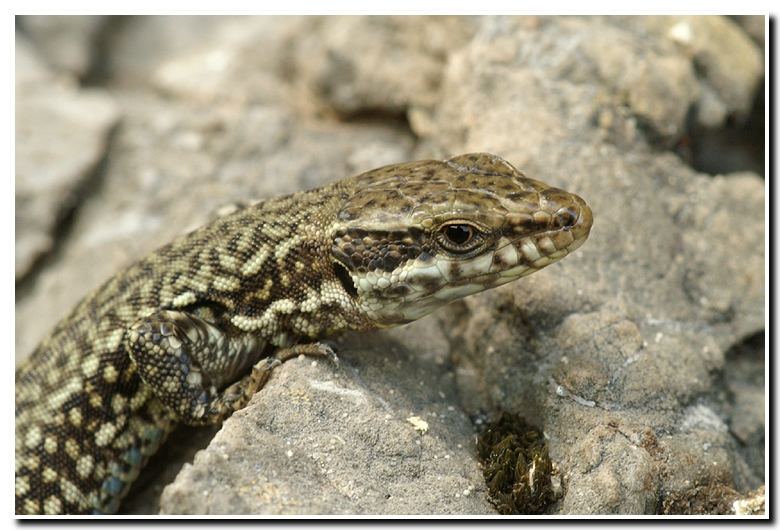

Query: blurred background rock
[15,15,765,515]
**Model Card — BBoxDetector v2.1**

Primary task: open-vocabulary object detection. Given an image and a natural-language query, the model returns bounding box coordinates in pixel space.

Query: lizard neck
[127,182,375,347]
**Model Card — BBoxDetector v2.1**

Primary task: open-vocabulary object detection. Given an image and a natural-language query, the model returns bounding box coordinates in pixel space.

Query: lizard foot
[127,310,271,425]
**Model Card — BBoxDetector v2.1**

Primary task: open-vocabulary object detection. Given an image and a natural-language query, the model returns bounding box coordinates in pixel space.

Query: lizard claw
[318,342,339,365]
[264,358,283,371]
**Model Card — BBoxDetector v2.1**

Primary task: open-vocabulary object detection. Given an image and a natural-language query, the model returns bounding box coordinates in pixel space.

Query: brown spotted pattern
[16,153,592,514]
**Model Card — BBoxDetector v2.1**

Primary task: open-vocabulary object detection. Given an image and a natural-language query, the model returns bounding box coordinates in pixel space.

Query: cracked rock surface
[16,15,764,515]
[15,34,119,285]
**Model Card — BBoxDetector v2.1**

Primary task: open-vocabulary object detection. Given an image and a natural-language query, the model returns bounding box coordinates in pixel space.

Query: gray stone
[19,15,107,78]
[159,327,492,515]
[423,15,764,514]
[14,33,119,284]
[15,15,764,515]
[731,15,765,48]
[290,16,478,116]
[108,16,245,88]
[149,17,310,107]
[633,16,763,126]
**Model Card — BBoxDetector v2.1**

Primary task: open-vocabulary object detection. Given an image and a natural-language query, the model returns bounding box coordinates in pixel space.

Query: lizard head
[330,153,593,326]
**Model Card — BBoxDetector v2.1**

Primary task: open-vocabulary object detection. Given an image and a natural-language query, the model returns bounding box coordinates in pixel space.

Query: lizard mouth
[494,198,593,278]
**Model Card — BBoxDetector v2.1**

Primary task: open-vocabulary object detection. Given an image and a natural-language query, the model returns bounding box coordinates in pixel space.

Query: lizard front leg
[125,310,334,426]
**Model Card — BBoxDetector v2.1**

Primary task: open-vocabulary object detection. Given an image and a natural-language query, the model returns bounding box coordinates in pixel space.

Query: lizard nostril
[553,206,579,229]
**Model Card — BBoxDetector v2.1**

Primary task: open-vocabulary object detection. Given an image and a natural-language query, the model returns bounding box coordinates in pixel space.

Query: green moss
[477,413,557,515]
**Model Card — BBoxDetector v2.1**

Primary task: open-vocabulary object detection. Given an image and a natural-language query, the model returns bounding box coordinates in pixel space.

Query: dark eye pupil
[445,225,472,245]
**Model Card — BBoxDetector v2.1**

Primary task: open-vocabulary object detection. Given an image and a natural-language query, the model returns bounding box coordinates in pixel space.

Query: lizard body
[15,153,592,514]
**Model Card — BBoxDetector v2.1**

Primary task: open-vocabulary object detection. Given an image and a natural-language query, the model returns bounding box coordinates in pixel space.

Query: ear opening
[333,261,358,298]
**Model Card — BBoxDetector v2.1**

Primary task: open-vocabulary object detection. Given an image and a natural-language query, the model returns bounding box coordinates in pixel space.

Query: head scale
[330,153,593,326]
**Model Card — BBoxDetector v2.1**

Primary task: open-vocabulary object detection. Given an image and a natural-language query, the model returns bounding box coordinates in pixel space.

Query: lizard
[15,152,593,515]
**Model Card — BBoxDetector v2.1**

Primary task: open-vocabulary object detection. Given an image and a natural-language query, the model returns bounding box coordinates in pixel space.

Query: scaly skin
[15,153,593,514]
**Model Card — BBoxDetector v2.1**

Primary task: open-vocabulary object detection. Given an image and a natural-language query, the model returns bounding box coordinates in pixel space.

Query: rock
[15,15,764,515]
[16,33,57,87]
[732,485,765,516]
[425,15,764,514]
[150,17,310,107]
[159,328,492,515]
[731,16,765,48]
[561,424,658,514]
[416,16,762,147]
[14,33,119,284]
[107,16,246,88]
[290,16,478,116]
[19,15,107,78]
[722,332,765,482]
[638,16,764,126]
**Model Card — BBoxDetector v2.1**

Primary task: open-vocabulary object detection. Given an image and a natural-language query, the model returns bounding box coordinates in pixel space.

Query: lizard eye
[444,224,473,245]
[437,223,483,254]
